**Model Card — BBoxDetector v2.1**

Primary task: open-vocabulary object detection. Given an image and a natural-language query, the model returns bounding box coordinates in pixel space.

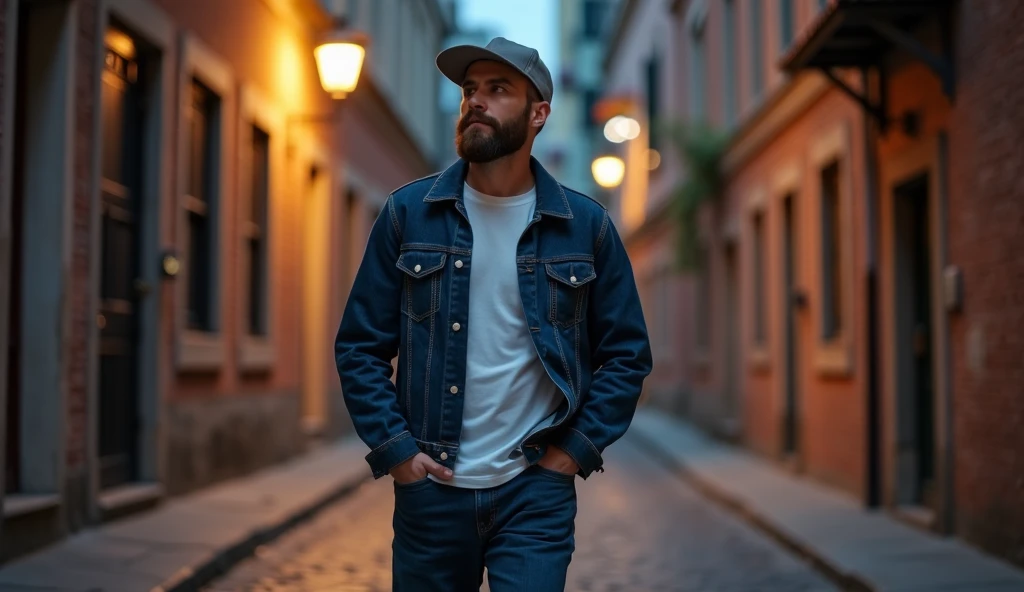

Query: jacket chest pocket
[545,260,596,328]
[397,250,446,322]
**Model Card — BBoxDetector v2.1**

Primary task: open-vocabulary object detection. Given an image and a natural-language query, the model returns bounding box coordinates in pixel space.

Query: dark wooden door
[5,4,31,495]
[97,29,145,489]
[782,195,800,456]
[895,175,935,507]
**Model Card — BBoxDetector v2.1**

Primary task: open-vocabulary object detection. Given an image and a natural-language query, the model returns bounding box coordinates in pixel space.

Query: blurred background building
[1,0,1022,576]
[600,0,1023,570]
[0,0,454,561]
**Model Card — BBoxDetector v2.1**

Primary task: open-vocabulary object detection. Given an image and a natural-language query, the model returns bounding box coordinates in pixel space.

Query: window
[646,52,661,149]
[696,243,711,350]
[246,125,269,336]
[583,0,605,38]
[185,79,220,332]
[752,211,767,345]
[749,0,764,98]
[780,0,795,50]
[820,160,842,340]
[723,0,737,125]
[689,16,706,120]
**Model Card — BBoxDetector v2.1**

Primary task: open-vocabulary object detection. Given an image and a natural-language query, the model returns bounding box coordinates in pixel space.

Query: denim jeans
[392,463,578,591]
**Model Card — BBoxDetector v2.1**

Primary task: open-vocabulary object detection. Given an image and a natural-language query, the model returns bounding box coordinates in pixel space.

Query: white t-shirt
[438,182,562,489]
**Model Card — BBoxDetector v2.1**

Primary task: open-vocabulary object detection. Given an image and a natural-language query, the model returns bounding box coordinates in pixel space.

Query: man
[335,37,652,591]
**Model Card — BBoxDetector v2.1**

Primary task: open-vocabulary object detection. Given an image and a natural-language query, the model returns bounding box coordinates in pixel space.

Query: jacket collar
[423,157,573,219]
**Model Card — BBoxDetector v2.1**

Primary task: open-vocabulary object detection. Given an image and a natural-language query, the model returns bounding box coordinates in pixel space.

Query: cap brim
[436,45,526,89]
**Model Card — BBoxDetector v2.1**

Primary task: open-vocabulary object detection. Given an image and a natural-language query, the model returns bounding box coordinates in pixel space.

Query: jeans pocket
[532,464,577,483]
[393,476,433,491]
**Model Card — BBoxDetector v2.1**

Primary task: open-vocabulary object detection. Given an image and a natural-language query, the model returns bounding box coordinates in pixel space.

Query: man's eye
[493,86,505,93]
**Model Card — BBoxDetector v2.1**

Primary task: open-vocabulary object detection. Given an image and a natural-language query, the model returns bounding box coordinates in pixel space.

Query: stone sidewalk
[0,437,372,592]
[629,407,1024,592]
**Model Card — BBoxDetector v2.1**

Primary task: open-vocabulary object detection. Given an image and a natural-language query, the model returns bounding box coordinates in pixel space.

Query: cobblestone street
[202,434,836,591]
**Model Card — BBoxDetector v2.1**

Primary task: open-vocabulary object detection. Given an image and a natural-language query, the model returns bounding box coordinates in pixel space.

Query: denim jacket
[335,157,652,480]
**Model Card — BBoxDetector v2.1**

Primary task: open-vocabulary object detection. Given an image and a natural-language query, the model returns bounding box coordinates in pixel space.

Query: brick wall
[948,0,1024,568]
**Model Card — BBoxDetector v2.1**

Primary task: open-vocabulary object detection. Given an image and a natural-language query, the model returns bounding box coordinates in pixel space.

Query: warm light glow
[604,117,626,143]
[592,156,626,189]
[615,116,641,140]
[105,28,136,59]
[603,115,641,143]
[314,28,368,99]
[647,149,662,170]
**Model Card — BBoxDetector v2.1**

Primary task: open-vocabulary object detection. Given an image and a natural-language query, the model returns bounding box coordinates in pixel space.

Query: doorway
[893,173,935,512]
[781,194,801,458]
[97,24,147,489]
[722,242,740,438]
[7,0,76,497]
[5,3,30,494]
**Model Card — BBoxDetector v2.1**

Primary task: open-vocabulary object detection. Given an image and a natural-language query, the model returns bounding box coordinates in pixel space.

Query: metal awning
[780,0,954,127]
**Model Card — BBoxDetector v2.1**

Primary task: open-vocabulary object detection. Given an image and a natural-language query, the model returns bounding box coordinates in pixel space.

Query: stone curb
[152,472,372,592]
[628,428,876,592]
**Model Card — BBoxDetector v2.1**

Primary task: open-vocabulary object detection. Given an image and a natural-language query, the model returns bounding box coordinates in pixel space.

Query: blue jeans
[392,464,578,591]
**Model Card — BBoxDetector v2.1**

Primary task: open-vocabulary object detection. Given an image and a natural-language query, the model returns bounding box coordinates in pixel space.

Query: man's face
[455,61,547,163]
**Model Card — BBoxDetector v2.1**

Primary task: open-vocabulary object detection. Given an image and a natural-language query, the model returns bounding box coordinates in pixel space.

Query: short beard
[455,103,531,163]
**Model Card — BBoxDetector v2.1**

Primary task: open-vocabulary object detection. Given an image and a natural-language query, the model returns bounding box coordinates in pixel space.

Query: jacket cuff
[365,431,421,479]
[554,428,604,479]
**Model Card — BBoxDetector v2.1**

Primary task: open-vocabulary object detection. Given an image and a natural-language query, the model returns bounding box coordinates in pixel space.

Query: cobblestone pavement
[202,434,836,591]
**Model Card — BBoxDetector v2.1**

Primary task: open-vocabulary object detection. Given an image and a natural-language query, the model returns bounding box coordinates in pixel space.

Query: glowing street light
[603,115,641,143]
[314,22,369,99]
[592,156,626,189]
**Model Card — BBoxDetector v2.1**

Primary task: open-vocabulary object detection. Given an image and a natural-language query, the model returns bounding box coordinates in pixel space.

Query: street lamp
[313,19,369,99]
[592,155,625,189]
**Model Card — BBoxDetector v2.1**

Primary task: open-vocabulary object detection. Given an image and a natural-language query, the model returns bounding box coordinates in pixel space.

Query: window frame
[722,0,737,126]
[236,84,283,372]
[686,0,708,121]
[809,122,856,377]
[175,33,235,372]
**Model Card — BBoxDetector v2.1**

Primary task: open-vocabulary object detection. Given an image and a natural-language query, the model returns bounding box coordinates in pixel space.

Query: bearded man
[335,37,652,592]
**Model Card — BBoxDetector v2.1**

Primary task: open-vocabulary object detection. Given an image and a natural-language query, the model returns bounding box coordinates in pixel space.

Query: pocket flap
[544,261,596,288]
[397,250,447,278]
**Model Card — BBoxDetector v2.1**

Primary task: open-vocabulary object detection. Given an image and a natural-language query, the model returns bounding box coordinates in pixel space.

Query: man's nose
[467,93,486,111]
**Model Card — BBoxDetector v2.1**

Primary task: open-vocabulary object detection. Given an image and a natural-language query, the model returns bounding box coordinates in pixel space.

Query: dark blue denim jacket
[335,157,652,480]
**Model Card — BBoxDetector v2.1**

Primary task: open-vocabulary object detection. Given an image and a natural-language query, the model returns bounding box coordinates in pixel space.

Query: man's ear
[532,101,551,129]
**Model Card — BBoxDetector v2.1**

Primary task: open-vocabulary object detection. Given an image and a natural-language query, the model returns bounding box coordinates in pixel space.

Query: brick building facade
[0,0,453,563]
[603,0,1023,569]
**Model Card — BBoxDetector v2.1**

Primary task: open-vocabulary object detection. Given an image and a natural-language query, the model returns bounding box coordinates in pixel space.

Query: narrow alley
[202,435,835,592]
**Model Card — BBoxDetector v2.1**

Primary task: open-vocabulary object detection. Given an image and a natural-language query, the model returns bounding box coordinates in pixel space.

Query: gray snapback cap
[436,37,553,103]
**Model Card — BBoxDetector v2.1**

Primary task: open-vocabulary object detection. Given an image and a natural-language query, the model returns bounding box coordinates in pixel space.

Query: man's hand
[538,446,580,476]
[390,452,453,484]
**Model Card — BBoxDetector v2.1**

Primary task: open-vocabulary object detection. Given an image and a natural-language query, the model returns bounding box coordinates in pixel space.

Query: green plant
[664,121,729,270]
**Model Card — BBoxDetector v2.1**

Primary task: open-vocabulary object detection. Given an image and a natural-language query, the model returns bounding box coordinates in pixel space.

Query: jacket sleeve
[335,194,421,478]
[554,210,653,478]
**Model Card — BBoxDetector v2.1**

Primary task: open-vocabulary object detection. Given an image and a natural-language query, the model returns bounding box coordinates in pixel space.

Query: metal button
[450,386,459,394]
[414,264,422,273]
[440,452,448,460]
[570,275,577,283]
[455,260,464,269]
[452,322,461,332]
